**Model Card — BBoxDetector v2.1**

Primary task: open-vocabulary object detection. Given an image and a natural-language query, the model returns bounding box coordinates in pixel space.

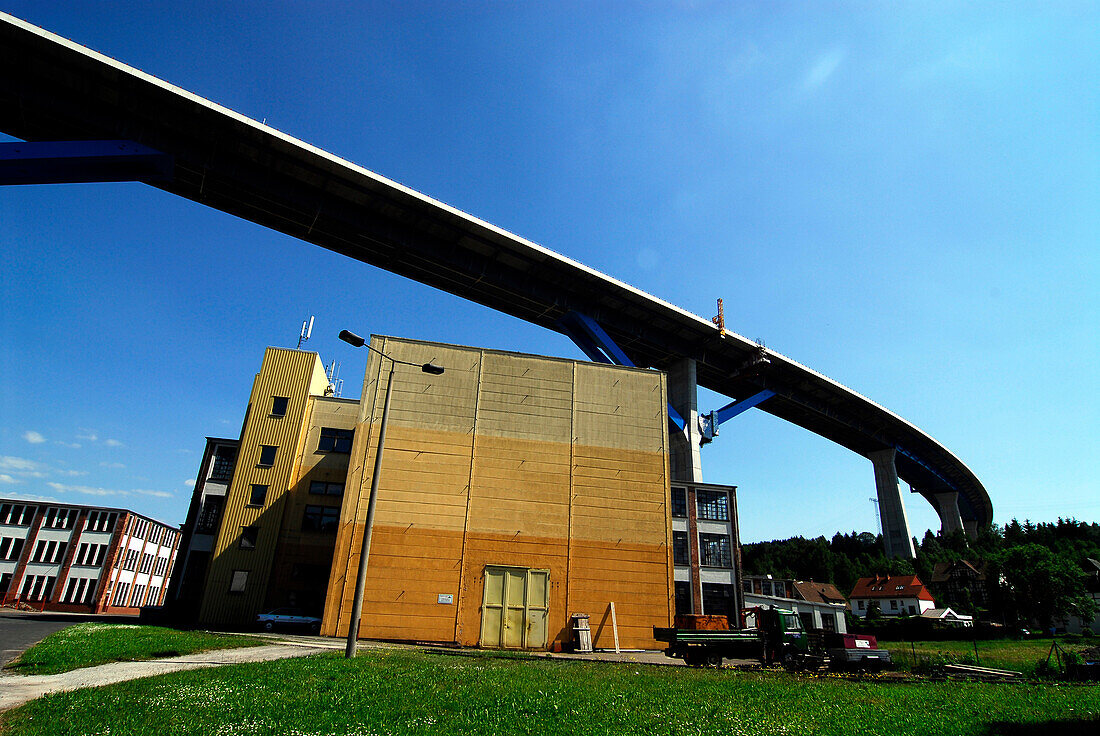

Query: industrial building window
[74,542,107,567]
[317,427,353,453]
[0,536,24,561]
[674,581,692,615]
[239,526,259,550]
[139,553,154,573]
[130,584,147,607]
[271,396,289,417]
[122,549,139,570]
[210,446,236,481]
[86,510,118,532]
[302,505,340,533]
[258,445,278,466]
[31,539,67,564]
[248,484,269,507]
[63,577,94,604]
[672,531,690,566]
[43,507,78,529]
[696,490,729,521]
[309,480,344,496]
[112,582,130,606]
[196,496,225,532]
[229,569,248,593]
[670,488,687,517]
[0,503,34,526]
[21,574,55,602]
[702,583,733,618]
[0,572,12,593]
[698,533,732,568]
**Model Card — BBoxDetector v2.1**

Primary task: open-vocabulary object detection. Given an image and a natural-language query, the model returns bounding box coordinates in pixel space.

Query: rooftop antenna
[325,360,343,397]
[297,315,314,349]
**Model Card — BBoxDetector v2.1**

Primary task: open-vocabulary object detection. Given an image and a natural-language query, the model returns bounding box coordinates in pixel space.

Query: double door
[479,565,549,649]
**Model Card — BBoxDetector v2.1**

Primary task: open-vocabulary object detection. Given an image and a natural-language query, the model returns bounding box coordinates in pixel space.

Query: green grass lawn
[4,623,262,675]
[879,637,1087,676]
[2,649,1098,736]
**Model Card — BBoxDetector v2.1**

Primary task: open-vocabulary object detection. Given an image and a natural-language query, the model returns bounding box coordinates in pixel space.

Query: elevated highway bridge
[0,13,991,556]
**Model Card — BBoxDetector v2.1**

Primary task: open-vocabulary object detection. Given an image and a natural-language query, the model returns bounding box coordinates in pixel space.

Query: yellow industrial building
[194,336,700,650]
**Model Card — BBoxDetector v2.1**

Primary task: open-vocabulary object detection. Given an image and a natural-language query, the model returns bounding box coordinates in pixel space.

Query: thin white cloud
[136,489,173,499]
[100,462,127,469]
[801,48,845,91]
[23,431,47,444]
[46,481,172,500]
[184,479,196,488]
[56,469,88,477]
[104,439,124,448]
[176,448,193,454]
[48,482,117,497]
[0,474,19,484]
[55,441,82,449]
[0,456,39,472]
[77,432,98,442]
[3,491,61,504]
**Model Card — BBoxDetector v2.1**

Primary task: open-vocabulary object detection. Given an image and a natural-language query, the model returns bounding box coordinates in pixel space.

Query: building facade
[849,574,936,618]
[197,347,357,627]
[671,481,742,620]
[165,437,238,621]
[322,337,674,651]
[0,499,179,614]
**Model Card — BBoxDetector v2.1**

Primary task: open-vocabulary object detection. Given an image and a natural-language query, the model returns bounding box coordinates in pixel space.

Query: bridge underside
[0,13,992,540]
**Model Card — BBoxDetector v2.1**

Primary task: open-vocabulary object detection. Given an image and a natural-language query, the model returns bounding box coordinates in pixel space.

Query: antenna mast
[869,497,882,537]
[326,360,343,397]
[297,315,314,349]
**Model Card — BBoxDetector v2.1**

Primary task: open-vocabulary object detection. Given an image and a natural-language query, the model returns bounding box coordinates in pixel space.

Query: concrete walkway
[0,642,331,712]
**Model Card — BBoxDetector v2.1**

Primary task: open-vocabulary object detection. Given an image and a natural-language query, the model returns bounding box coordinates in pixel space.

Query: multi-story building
[0,499,180,613]
[671,482,742,620]
[164,437,238,621]
[196,346,357,627]
[191,337,689,650]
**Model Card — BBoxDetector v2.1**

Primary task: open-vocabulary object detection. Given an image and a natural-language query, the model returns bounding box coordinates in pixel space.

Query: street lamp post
[338,330,443,658]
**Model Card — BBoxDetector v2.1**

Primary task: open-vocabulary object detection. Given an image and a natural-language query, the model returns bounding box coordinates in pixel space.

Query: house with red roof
[849,574,936,618]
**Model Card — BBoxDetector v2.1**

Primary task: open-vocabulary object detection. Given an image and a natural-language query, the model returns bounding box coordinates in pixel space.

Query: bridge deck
[0,12,991,526]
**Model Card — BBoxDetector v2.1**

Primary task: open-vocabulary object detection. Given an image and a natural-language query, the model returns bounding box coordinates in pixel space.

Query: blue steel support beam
[0,140,173,185]
[557,311,689,432]
[557,311,635,367]
[700,389,775,443]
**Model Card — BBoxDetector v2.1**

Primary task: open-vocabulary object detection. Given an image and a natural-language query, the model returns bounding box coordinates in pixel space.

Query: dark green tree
[993,544,1098,630]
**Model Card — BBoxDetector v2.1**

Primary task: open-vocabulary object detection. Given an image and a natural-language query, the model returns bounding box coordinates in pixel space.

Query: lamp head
[421,363,445,375]
[338,330,366,348]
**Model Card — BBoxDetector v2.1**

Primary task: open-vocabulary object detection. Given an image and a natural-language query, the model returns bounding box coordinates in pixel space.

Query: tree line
[740,518,1100,629]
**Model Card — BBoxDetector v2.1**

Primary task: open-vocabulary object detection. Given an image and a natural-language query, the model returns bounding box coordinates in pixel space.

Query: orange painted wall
[322,338,673,649]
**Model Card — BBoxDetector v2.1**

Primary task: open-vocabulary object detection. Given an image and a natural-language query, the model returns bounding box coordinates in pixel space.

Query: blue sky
[1,2,1096,544]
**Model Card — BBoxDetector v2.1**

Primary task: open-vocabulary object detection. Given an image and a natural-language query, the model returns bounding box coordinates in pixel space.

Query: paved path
[0,642,331,712]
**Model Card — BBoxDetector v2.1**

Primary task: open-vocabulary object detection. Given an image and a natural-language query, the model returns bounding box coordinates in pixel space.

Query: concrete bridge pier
[928,490,965,535]
[869,448,916,559]
[667,358,703,483]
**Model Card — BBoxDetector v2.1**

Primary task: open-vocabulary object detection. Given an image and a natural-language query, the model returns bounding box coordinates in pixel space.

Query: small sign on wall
[437,593,454,604]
